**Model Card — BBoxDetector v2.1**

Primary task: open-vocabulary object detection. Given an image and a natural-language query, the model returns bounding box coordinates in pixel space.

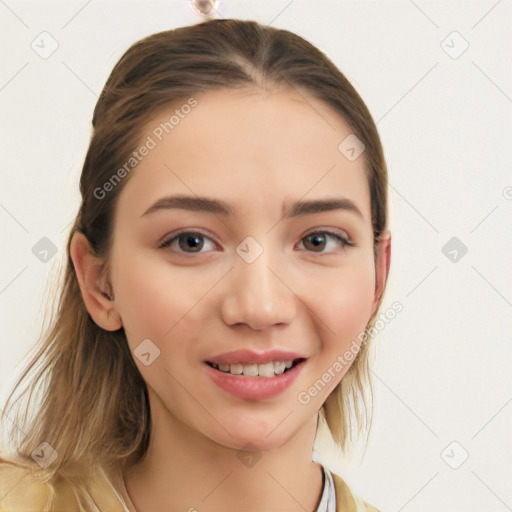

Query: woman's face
[108,87,386,450]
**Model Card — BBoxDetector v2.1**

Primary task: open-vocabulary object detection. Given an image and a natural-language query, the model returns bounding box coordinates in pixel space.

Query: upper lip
[205,349,307,366]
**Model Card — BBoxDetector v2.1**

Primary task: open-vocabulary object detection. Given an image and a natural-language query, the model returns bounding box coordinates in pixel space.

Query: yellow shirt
[0,461,380,511]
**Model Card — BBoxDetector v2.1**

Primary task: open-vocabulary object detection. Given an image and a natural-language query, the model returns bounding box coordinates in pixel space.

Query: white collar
[315,465,337,512]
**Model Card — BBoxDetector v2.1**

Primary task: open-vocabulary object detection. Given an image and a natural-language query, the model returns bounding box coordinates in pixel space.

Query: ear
[371,230,391,317]
[70,231,122,331]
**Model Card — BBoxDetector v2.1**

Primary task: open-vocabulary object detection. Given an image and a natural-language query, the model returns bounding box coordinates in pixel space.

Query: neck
[123,390,324,512]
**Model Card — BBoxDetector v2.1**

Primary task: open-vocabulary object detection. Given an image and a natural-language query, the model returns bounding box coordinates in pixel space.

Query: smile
[203,358,307,400]
[206,359,304,377]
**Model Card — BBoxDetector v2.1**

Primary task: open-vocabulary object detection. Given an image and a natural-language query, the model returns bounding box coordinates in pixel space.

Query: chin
[198,412,308,453]
[215,430,292,453]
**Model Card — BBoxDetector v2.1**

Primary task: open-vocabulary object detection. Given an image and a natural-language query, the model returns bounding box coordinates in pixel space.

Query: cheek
[114,270,165,340]
[310,260,376,349]
[111,254,211,393]
[112,251,202,342]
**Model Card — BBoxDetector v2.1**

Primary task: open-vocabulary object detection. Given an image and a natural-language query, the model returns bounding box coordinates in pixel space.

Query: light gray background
[1,1,511,510]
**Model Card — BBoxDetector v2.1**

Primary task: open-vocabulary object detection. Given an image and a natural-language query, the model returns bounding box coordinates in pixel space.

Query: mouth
[202,357,308,400]
[204,358,306,377]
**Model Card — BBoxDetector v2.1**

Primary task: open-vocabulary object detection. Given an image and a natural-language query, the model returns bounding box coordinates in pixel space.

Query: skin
[71,86,391,511]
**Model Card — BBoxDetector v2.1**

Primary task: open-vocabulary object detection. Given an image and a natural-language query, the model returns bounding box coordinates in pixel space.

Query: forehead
[114,87,371,225]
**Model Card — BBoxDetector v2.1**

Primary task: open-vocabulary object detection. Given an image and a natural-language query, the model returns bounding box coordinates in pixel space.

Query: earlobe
[69,231,122,332]
[371,230,392,316]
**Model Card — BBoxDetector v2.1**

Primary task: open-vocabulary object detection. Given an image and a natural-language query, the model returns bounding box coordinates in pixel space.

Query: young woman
[0,18,391,511]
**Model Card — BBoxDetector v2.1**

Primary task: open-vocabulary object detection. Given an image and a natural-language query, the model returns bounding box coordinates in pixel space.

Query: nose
[220,245,296,331]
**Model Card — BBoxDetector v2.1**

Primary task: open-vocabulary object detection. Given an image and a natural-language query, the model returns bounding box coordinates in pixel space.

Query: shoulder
[0,459,124,512]
[0,460,55,511]
[331,472,381,512]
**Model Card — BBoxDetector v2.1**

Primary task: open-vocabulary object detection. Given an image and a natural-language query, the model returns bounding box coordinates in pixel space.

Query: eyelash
[157,228,355,254]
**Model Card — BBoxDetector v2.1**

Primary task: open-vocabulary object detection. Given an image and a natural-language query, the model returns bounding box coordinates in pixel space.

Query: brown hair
[0,18,388,509]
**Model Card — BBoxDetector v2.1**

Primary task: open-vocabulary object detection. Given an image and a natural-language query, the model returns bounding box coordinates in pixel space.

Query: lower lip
[203,361,306,400]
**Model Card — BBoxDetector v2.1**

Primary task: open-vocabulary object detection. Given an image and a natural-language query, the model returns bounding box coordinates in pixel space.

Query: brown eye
[299,230,354,253]
[158,231,216,253]
[303,233,328,252]
[177,233,204,252]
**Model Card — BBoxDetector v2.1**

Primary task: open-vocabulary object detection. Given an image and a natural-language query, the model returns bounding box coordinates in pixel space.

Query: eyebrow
[141,194,364,219]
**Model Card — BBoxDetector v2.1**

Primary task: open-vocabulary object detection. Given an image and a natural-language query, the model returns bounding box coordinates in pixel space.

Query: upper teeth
[212,360,294,377]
